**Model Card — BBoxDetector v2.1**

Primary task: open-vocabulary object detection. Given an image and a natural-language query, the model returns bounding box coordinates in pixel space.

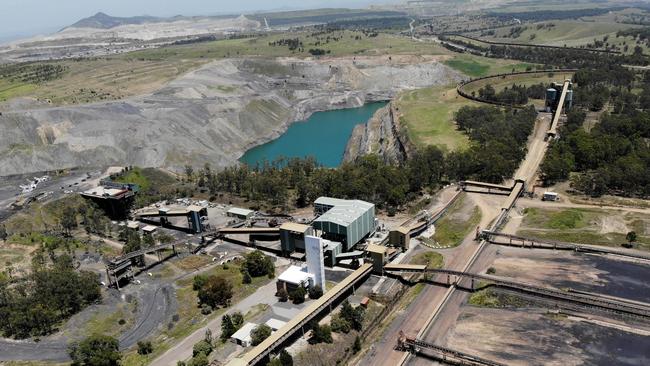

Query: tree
[142,234,155,248]
[330,314,351,334]
[626,231,637,245]
[279,349,293,366]
[310,324,333,344]
[290,286,306,304]
[192,340,213,357]
[137,341,153,355]
[197,276,233,308]
[242,269,252,284]
[193,274,208,291]
[188,352,208,366]
[204,328,213,345]
[69,334,121,366]
[340,300,365,331]
[308,285,323,299]
[61,206,78,235]
[251,324,272,346]
[241,250,275,278]
[353,336,362,354]
[220,312,244,341]
[185,165,194,181]
[277,287,289,302]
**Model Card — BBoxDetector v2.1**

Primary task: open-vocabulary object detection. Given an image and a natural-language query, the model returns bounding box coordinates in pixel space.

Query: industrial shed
[227,207,254,220]
[279,222,314,253]
[312,197,375,252]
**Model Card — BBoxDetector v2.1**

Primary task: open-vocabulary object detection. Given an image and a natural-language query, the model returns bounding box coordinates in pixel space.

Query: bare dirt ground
[511,112,551,186]
[444,307,650,366]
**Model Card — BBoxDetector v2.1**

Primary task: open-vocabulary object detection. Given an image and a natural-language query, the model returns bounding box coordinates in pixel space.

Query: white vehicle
[542,192,559,201]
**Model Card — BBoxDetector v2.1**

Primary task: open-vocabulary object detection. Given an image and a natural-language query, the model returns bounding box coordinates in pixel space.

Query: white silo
[305,235,326,291]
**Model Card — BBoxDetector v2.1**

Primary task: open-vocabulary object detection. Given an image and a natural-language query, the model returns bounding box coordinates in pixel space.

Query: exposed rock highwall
[0,56,462,176]
[343,102,414,164]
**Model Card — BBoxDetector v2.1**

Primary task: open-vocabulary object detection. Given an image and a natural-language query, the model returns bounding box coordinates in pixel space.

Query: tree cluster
[447,105,537,183]
[241,250,275,279]
[541,110,650,197]
[0,254,101,338]
[194,275,233,309]
[330,300,365,333]
[268,38,303,51]
[68,334,121,366]
[475,83,546,105]
[220,311,244,341]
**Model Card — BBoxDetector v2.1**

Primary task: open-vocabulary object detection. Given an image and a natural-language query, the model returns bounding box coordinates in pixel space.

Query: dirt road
[361,108,555,366]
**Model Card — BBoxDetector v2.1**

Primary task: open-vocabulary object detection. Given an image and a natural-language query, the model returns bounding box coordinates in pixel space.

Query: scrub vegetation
[518,207,650,250]
[431,196,481,247]
[410,251,444,268]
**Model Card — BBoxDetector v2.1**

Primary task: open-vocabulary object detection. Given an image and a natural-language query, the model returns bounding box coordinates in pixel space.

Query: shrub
[291,287,306,304]
[68,334,121,366]
[330,315,351,334]
[277,287,289,302]
[200,304,213,315]
[311,324,333,344]
[192,340,212,357]
[137,340,153,355]
[251,324,272,346]
[308,285,323,299]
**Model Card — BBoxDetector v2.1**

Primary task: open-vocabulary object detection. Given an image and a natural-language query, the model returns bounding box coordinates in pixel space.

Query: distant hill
[67,12,166,29]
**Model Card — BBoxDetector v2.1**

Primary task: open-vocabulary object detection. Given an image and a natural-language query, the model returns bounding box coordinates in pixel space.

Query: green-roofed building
[312,197,375,252]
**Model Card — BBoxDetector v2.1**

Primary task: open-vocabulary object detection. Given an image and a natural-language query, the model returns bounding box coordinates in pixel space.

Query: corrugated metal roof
[313,197,374,227]
[278,265,313,285]
[227,207,254,216]
[366,244,388,254]
[280,222,311,233]
[231,322,258,342]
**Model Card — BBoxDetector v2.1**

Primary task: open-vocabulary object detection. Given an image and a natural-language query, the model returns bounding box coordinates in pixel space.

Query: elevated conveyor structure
[547,79,571,138]
[226,263,373,366]
[460,180,513,195]
[481,230,650,262]
[398,332,506,366]
[383,267,650,319]
[501,180,525,211]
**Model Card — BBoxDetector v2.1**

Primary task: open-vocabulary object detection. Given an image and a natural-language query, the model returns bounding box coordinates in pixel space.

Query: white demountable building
[276,265,314,293]
[231,322,258,347]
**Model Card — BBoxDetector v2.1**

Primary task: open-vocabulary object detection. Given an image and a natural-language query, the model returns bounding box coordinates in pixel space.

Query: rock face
[0,56,461,176]
[343,102,414,164]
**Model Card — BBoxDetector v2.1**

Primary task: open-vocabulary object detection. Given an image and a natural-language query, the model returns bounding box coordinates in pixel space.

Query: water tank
[564,89,573,110]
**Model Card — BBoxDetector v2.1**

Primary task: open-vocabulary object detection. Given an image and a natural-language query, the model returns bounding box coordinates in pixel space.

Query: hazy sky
[1,0,384,38]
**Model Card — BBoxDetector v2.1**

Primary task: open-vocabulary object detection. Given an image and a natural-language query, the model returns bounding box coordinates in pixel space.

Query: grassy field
[410,251,444,268]
[461,71,574,94]
[443,54,535,78]
[396,84,472,151]
[468,288,528,308]
[430,195,481,247]
[77,302,136,338]
[517,207,650,250]
[471,18,647,55]
[397,53,538,150]
[113,167,177,192]
[0,30,450,106]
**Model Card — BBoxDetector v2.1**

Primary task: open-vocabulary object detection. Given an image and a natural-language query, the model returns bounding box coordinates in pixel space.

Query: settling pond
[240,101,387,167]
